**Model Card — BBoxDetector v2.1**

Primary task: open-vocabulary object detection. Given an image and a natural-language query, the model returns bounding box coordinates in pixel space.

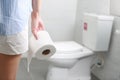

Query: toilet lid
[51,41,93,59]
[54,41,83,53]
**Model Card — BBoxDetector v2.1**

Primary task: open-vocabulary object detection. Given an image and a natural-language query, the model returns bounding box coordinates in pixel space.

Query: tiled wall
[74,0,110,43]
[28,0,77,41]
[110,0,120,16]
[40,0,77,41]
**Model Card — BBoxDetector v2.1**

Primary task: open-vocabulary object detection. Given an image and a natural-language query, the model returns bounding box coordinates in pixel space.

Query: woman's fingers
[31,18,45,40]
[38,21,45,30]
[32,27,39,40]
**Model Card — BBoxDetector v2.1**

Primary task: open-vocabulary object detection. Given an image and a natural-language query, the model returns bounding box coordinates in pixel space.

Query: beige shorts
[0,27,28,55]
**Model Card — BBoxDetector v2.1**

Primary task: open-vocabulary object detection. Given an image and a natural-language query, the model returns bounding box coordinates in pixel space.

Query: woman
[0,0,44,80]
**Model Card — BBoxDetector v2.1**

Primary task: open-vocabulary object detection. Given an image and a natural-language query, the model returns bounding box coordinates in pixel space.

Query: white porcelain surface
[48,58,78,68]
[51,41,93,59]
[47,41,94,68]
[47,55,94,80]
[82,13,114,51]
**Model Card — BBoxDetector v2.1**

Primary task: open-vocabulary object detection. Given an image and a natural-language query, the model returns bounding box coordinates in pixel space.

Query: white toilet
[46,13,114,80]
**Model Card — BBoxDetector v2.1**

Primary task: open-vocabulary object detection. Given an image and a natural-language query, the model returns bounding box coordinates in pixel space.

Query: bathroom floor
[17,58,99,80]
[17,58,49,80]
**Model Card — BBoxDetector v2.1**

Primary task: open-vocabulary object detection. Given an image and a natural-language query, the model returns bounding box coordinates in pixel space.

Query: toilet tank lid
[84,13,114,20]
[54,41,83,52]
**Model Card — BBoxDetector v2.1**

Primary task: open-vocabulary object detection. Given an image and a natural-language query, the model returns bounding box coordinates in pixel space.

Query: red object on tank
[84,22,87,31]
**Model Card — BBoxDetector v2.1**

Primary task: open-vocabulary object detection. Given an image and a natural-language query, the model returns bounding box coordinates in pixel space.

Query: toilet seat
[51,41,93,59]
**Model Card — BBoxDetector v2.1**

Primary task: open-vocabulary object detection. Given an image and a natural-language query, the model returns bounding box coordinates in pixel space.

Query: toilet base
[46,65,69,80]
[46,65,91,80]
[69,77,91,80]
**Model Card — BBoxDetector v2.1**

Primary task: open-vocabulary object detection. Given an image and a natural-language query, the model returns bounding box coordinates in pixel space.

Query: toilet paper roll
[27,31,56,72]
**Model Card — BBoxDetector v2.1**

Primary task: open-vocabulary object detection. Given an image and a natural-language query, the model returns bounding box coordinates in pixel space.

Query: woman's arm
[32,0,40,16]
[31,0,44,40]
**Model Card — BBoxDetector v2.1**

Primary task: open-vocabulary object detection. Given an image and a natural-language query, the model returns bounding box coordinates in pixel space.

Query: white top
[0,0,32,35]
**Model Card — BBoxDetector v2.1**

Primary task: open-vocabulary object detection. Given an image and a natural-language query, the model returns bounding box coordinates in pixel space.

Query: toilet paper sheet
[27,31,56,72]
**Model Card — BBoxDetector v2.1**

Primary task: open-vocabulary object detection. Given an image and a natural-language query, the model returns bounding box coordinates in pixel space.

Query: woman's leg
[0,53,21,80]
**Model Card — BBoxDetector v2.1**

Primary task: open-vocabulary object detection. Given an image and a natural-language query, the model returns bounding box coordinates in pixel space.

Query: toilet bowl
[48,41,93,68]
[46,41,94,80]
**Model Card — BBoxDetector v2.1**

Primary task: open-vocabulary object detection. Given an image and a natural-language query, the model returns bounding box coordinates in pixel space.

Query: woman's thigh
[0,53,21,80]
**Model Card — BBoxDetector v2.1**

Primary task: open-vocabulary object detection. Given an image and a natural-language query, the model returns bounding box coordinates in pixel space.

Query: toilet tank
[82,13,114,51]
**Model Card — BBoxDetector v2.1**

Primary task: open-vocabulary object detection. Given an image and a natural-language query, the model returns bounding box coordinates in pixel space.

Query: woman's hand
[31,12,45,40]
